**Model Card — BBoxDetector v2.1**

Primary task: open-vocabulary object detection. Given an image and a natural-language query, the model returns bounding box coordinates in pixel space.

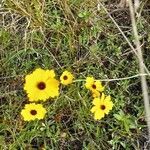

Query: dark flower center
[63,75,68,80]
[30,110,37,115]
[100,105,106,110]
[92,84,96,89]
[37,82,46,90]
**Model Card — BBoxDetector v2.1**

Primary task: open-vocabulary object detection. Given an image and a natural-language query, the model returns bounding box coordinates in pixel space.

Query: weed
[0,0,150,149]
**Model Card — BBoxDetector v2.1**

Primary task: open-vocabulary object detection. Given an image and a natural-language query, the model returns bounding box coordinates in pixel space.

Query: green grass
[0,0,150,149]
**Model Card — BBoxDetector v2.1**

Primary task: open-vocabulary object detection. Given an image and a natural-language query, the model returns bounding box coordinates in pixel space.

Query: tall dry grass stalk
[128,0,150,141]
[99,0,150,142]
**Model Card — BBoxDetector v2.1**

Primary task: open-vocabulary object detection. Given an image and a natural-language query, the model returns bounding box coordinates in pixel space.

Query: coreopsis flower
[24,68,60,101]
[92,90,101,98]
[21,103,46,121]
[85,77,104,93]
[91,93,113,120]
[60,71,74,85]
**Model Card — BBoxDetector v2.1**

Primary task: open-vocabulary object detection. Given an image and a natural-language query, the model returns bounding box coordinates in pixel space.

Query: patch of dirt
[54,108,75,130]
[60,139,83,150]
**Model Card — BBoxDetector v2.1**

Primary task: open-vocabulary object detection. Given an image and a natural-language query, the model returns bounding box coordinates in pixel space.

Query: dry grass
[0,0,150,149]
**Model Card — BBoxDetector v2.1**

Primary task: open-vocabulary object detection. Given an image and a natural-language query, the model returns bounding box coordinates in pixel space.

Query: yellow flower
[24,68,60,101]
[21,103,46,121]
[92,90,101,98]
[60,71,74,85]
[91,93,113,120]
[85,77,104,93]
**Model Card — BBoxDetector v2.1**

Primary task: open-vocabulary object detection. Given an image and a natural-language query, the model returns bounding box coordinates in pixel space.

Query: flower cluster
[21,68,114,122]
[21,68,74,121]
[85,77,113,120]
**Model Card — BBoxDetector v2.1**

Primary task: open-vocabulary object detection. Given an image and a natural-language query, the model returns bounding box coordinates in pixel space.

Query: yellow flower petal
[95,80,104,92]
[101,93,105,101]
[92,98,101,106]
[94,109,105,120]
[92,90,100,98]
[105,95,111,101]
[46,69,55,78]
[90,106,98,113]
[85,77,94,89]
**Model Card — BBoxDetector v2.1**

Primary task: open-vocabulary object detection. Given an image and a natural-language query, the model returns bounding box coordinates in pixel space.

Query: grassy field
[0,0,150,149]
